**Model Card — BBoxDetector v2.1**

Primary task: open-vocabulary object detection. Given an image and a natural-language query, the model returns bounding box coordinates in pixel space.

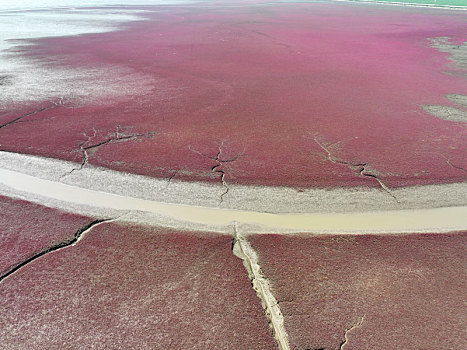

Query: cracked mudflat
[1,0,466,349]
[0,195,91,279]
[248,232,467,350]
[0,221,276,349]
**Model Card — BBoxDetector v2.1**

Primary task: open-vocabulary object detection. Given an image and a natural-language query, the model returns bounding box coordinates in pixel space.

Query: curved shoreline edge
[1,151,466,234]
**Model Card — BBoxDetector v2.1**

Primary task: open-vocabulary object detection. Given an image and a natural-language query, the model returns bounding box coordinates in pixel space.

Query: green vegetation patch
[360,0,467,7]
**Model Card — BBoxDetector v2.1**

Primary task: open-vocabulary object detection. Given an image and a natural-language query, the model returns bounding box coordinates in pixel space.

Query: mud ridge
[0,219,111,283]
[339,316,365,350]
[312,134,398,202]
[232,224,290,350]
[64,126,154,177]
[0,98,66,130]
[189,143,243,203]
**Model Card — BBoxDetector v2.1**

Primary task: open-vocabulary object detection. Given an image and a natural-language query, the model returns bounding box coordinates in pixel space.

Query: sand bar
[1,152,466,234]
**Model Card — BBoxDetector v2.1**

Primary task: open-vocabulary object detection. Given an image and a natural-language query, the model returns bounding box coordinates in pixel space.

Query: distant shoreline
[332,0,467,10]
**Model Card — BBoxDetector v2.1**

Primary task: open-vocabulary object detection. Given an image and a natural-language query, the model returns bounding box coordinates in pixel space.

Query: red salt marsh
[0,195,91,278]
[1,3,466,189]
[249,232,467,350]
[0,222,276,349]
